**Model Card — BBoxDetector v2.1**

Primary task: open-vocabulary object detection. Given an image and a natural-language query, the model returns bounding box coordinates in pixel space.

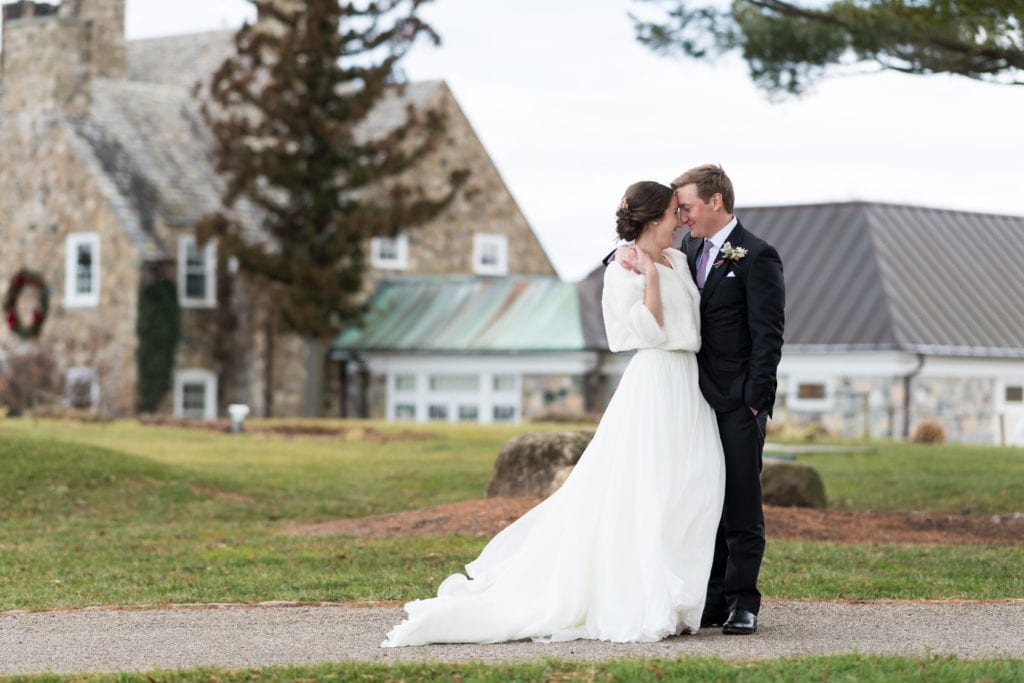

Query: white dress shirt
[698,216,738,284]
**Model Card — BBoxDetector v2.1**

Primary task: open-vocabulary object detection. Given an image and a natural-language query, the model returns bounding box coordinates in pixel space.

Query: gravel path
[2,600,1023,675]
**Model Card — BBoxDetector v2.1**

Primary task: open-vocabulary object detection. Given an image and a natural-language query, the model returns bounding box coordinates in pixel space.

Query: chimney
[68,0,126,80]
[1,0,125,114]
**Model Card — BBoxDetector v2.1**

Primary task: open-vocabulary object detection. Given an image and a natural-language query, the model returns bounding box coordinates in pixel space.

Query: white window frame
[178,235,217,308]
[472,234,509,276]
[385,367,521,423]
[998,379,1024,410]
[786,377,835,412]
[370,234,410,270]
[65,366,100,409]
[64,232,100,307]
[174,368,218,420]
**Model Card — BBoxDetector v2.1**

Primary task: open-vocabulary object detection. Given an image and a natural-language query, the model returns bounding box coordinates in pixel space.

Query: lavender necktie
[696,239,714,289]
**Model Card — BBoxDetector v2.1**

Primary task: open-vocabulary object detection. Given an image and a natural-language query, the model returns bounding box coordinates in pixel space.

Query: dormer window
[370,234,409,270]
[473,234,508,276]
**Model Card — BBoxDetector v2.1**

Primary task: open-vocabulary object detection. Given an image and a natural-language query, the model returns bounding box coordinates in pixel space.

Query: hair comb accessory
[620,197,629,210]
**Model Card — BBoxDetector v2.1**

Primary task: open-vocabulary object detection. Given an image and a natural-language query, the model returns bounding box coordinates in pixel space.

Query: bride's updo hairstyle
[615,181,673,242]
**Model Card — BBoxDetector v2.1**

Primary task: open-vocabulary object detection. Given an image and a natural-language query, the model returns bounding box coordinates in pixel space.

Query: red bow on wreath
[3,269,50,339]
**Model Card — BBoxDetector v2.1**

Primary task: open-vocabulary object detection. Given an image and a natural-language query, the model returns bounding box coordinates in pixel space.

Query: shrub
[136,279,180,413]
[912,419,946,444]
[0,350,60,416]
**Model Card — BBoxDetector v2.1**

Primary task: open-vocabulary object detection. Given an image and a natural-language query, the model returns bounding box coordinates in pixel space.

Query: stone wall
[361,83,557,296]
[774,374,1002,444]
[0,118,140,416]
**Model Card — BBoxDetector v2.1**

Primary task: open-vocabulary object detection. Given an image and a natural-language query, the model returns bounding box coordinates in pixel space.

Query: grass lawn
[796,441,1024,515]
[4,655,1024,682]
[0,419,1022,611]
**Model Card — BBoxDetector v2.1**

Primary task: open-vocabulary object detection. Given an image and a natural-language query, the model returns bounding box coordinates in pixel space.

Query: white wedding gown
[382,248,725,646]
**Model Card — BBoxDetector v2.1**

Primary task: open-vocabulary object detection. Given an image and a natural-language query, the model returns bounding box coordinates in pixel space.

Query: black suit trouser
[705,406,768,616]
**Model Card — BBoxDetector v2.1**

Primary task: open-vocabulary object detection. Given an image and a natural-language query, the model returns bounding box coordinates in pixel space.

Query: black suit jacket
[683,221,785,416]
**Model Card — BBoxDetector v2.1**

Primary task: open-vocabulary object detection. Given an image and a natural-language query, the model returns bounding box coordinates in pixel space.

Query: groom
[672,164,785,635]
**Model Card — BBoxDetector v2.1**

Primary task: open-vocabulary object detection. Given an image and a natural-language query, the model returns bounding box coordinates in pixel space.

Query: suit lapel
[700,223,747,306]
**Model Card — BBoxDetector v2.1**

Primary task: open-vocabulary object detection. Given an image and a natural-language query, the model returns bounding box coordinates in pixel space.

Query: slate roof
[578,201,1024,359]
[332,276,596,355]
[63,31,445,261]
[69,79,258,235]
[126,31,238,90]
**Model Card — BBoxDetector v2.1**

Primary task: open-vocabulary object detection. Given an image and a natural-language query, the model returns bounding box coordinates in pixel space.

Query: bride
[382,180,725,646]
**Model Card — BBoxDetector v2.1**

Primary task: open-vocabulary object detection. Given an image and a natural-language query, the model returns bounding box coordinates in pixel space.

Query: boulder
[545,465,574,497]
[486,431,594,498]
[760,458,827,508]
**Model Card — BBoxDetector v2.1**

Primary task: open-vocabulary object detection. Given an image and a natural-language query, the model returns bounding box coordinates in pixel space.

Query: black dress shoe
[722,609,757,635]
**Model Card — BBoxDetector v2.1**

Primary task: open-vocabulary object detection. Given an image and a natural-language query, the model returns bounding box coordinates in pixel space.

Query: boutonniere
[713,242,748,268]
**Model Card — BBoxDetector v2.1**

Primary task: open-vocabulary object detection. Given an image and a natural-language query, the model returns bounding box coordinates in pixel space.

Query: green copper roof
[333,276,590,354]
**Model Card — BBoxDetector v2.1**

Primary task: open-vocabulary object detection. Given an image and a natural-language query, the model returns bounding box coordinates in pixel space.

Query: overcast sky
[110,1,1023,279]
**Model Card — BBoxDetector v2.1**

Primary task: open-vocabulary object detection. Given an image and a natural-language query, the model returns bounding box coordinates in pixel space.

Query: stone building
[0,0,556,418]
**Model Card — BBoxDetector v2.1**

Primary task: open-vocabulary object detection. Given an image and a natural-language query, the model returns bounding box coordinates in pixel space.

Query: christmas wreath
[3,269,50,339]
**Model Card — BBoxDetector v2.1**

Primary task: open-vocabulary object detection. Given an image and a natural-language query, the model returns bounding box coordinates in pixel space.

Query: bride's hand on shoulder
[615,245,641,274]
[633,247,657,277]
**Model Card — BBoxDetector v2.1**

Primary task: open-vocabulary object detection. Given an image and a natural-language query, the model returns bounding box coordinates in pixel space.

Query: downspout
[902,353,926,439]
[337,355,349,418]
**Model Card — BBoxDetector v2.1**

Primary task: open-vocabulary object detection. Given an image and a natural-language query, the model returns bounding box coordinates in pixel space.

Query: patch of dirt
[282,498,1024,546]
[136,416,434,442]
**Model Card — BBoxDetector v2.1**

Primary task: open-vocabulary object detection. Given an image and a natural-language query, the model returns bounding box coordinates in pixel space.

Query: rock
[486,431,594,498]
[544,465,575,497]
[761,458,827,508]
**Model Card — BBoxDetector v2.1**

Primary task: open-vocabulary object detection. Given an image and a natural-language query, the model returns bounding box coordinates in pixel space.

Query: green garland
[3,269,50,339]
[136,279,181,412]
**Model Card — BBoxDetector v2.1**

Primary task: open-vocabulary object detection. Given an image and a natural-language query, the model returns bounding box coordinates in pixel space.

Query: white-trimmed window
[493,374,517,392]
[472,234,509,276]
[370,234,409,270]
[178,235,217,307]
[394,374,417,392]
[493,405,517,422]
[429,374,479,392]
[1006,385,1023,404]
[174,369,218,420]
[786,377,835,412]
[387,369,523,424]
[64,232,100,307]
[66,366,99,409]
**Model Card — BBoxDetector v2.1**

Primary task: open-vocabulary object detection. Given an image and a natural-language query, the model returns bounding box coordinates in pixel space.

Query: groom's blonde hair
[671,164,735,213]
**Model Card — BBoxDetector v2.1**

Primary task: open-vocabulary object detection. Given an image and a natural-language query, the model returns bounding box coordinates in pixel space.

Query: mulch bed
[283,497,1024,546]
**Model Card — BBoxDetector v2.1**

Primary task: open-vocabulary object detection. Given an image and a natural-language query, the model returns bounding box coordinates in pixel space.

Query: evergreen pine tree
[633,0,1024,97]
[197,0,466,338]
